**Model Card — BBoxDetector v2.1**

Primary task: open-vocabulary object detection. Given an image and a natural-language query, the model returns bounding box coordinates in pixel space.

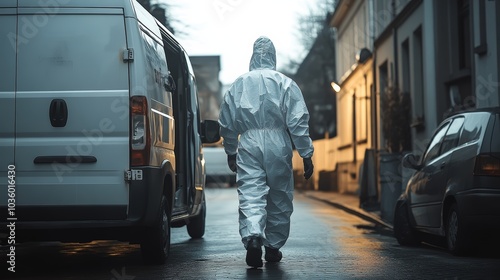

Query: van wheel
[393,202,419,246]
[446,203,469,255]
[141,195,171,264]
[187,197,206,239]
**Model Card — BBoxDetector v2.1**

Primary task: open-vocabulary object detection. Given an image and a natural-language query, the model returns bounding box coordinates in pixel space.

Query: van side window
[422,122,451,165]
[139,28,171,106]
[441,117,464,154]
[458,114,489,145]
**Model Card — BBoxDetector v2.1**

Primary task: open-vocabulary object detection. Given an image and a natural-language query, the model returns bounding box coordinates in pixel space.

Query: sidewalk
[300,190,393,230]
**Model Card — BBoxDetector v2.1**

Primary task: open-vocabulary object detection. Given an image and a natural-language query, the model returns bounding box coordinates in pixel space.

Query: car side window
[458,113,489,145]
[440,117,465,154]
[422,122,451,165]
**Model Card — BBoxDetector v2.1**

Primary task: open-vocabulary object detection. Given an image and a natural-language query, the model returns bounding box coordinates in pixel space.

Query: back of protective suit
[218,36,314,250]
[219,36,313,160]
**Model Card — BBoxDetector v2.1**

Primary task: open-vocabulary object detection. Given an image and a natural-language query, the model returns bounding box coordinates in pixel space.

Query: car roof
[448,106,500,118]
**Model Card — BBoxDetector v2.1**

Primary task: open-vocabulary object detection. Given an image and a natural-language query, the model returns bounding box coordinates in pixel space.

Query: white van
[0,0,219,264]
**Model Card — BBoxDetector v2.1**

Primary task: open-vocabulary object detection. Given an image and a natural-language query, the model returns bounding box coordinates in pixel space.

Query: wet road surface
[1,187,499,279]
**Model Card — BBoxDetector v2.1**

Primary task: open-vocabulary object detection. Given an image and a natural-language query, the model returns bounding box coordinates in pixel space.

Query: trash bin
[379,153,403,224]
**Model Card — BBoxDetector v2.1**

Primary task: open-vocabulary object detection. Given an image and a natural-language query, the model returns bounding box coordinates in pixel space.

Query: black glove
[303,157,313,180]
[227,154,237,173]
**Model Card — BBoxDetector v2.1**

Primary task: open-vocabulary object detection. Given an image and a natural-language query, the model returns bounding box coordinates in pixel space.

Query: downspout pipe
[369,0,378,150]
[353,90,357,163]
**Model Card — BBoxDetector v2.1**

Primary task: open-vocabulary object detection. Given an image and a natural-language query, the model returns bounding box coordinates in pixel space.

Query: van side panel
[0,10,16,176]
[137,29,175,159]
[13,10,130,219]
[124,9,176,221]
[132,3,176,167]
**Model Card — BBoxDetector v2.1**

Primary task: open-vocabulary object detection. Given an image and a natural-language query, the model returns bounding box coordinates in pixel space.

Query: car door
[409,121,451,228]
[160,32,189,213]
[427,117,464,227]
[183,52,204,208]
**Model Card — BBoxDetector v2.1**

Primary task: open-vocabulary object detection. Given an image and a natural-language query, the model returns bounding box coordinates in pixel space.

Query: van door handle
[34,156,97,164]
[440,162,446,170]
[50,99,68,127]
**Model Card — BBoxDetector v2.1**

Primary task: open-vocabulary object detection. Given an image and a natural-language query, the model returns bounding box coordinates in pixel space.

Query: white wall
[374,36,393,151]
[421,0,438,137]
[293,137,338,190]
[335,0,370,83]
[473,0,500,108]
[395,2,430,153]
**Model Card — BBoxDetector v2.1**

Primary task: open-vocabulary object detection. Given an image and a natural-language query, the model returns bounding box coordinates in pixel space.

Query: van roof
[2,0,134,12]
[1,0,180,50]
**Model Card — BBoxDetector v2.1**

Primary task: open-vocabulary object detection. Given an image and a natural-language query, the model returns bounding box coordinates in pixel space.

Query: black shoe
[264,246,282,262]
[246,238,263,268]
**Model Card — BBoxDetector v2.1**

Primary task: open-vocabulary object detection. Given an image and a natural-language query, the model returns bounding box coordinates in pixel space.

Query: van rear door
[0,6,16,184]
[14,8,130,220]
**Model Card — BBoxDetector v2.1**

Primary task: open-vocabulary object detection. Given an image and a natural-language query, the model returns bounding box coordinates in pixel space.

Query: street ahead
[1,188,499,279]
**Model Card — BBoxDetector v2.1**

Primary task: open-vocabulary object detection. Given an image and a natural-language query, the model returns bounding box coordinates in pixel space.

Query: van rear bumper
[127,166,165,225]
[0,167,166,243]
[0,221,149,243]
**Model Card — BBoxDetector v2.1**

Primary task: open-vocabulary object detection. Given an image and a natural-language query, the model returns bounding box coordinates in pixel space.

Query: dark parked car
[394,107,500,255]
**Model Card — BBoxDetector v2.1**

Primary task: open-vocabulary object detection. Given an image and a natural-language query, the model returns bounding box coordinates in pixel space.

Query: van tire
[141,195,171,264]
[187,197,206,239]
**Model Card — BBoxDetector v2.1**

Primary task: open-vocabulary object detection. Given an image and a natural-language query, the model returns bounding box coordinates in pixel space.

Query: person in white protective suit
[218,36,314,268]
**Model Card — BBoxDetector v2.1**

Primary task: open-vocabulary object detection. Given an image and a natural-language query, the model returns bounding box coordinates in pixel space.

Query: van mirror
[402,153,421,170]
[201,120,220,144]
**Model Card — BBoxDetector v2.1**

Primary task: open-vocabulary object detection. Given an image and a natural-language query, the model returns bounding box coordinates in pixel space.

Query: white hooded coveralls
[219,37,314,249]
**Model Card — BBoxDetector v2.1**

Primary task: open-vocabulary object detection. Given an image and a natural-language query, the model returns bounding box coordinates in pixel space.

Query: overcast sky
[161,0,320,85]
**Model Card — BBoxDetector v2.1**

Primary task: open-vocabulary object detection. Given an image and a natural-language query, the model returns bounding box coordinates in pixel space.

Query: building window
[356,88,368,142]
[412,26,424,129]
[339,92,353,146]
[379,61,388,148]
[379,61,388,94]
[474,0,487,55]
[401,38,410,94]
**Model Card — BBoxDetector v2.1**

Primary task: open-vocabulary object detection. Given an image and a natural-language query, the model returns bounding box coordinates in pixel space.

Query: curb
[302,192,393,230]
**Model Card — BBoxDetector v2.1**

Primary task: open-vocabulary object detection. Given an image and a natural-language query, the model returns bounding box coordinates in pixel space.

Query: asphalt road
[1,187,499,279]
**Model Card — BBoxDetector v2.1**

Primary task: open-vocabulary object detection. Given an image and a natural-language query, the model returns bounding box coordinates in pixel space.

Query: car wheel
[393,202,419,246]
[187,197,206,239]
[446,203,469,255]
[141,195,171,264]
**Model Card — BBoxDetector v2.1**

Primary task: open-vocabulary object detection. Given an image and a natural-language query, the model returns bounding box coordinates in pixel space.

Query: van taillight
[130,96,150,166]
[474,154,500,176]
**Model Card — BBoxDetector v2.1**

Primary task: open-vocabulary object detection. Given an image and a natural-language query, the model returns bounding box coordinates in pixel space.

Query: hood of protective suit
[249,37,276,71]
